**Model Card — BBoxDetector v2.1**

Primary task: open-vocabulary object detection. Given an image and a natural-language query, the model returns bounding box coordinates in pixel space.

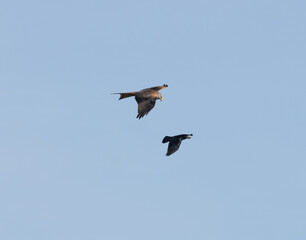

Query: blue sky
[1,0,306,239]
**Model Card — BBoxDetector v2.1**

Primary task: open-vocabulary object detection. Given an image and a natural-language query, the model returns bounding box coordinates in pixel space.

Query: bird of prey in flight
[113,84,168,119]
[162,134,193,156]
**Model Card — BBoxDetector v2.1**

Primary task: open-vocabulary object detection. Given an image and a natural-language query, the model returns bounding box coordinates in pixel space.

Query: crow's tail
[162,136,172,143]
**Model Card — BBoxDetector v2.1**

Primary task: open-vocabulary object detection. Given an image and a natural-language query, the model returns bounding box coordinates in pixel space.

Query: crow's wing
[166,139,182,156]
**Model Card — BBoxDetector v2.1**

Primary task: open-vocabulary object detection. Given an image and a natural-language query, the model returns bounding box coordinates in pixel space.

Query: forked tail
[112,92,137,100]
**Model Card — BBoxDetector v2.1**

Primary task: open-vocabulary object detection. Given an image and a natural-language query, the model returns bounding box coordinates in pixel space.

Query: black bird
[162,134,193,156]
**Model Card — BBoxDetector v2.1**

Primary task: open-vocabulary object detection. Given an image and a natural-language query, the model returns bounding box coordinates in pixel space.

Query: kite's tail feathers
[162,136,172,143]
[113,92,137,100]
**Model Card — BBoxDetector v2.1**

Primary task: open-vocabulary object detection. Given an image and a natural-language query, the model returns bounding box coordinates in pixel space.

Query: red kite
[113,84,168,119]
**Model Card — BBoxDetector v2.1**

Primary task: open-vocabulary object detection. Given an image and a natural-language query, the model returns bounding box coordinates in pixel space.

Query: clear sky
[1,0,306,239]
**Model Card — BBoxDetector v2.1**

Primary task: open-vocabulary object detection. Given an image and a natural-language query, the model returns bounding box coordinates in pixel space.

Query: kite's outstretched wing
[136,98,156,119]
[149,84,168,91]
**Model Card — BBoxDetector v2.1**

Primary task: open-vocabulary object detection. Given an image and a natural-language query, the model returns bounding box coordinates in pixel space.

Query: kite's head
[158,93,163,101]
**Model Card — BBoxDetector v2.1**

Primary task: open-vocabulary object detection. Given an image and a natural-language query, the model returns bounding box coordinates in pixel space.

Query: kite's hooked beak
[160,96,163,101]
[187,136,192,139]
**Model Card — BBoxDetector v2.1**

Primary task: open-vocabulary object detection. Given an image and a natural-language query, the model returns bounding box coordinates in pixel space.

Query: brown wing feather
[149,85,168,91]
[136,99,156,119]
